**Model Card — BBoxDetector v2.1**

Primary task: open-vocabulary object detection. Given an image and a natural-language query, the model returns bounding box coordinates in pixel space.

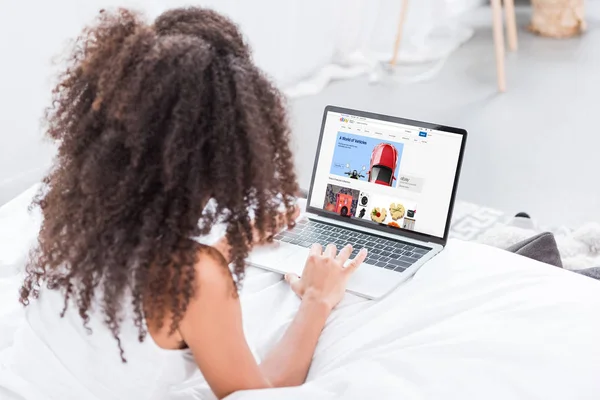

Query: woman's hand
[252,205,301,245]
[213,205,301,263]
[285,244,367,311]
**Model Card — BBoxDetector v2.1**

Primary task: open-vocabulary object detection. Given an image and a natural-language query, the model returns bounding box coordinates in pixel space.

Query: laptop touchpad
[346,263,404,299]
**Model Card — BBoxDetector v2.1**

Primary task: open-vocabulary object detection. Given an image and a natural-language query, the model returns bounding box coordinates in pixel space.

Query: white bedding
[2,187,600,400]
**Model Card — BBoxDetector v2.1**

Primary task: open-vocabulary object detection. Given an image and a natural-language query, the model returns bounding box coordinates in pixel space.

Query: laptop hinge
[305,213,441,250]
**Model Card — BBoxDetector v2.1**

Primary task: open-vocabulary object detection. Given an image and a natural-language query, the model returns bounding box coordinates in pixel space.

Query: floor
[289,5,600,228]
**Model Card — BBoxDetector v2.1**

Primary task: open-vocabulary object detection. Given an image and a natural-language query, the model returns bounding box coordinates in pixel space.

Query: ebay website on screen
[309,111,462,238]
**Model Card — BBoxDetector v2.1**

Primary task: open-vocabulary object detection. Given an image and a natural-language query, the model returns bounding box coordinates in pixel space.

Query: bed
[2,186,600,400]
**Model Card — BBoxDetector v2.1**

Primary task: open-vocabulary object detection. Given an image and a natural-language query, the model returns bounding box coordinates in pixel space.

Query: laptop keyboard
[273,220,430,273]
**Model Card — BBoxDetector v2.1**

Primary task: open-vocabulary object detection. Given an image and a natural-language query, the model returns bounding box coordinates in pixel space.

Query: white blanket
[2,187,600,400]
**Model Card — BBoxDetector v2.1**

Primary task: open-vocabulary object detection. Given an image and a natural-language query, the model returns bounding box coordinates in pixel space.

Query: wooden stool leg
[504,0,518,51]
[389,0,410,66]
[491,0,506,92]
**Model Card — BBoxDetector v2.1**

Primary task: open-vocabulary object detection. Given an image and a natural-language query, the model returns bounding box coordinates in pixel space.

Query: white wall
[0,0,339,205]
[0,0,481,205]
[0,0,152,205]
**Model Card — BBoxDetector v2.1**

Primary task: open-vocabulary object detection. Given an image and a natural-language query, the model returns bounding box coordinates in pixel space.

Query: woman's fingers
[253,204,301,244]
[280,204,301,230]
[289,204,301,223]
[309,243,323,256]
[324,243,337,258]
[336,244,353,263]
[284,273,300,284]
[344,248,368,275]
[284,273,302,295]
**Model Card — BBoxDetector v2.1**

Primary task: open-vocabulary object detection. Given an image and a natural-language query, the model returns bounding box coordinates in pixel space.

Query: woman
[0,7,366,400]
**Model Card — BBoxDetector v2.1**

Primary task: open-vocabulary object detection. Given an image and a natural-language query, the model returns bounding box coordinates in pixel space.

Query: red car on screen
[368,143,398,186]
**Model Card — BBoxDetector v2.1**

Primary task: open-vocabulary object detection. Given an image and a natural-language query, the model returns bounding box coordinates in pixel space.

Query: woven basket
[529,0,586,38]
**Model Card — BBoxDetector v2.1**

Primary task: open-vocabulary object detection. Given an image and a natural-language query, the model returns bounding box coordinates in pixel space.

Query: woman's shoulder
[192,244,236,295]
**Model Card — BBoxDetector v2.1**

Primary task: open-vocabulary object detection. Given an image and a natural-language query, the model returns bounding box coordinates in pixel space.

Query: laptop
[247,105,467,299]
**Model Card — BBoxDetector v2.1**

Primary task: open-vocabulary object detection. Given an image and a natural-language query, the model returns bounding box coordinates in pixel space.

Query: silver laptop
[248,105,467,299]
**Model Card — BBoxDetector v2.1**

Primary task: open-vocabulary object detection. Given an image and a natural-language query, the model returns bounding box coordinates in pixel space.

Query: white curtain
[165,0,480,97]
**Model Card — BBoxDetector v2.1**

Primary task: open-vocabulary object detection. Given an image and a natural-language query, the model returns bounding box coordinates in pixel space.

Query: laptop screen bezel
[305,105,468,247]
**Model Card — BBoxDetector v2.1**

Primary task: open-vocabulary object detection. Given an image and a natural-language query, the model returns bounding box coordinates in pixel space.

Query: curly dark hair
[19,7,298,361]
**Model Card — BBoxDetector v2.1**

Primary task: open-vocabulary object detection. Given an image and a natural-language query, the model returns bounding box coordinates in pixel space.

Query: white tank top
[0,286,198,400]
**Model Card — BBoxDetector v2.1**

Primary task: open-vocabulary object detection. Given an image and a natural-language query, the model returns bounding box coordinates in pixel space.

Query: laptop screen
[308,108,465,240]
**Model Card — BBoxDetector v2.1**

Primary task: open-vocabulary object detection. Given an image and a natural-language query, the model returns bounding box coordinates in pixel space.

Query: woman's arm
[259,243,366,386]
[178,249,269,398]
[258,293,330,387]
[178,244,365,399]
